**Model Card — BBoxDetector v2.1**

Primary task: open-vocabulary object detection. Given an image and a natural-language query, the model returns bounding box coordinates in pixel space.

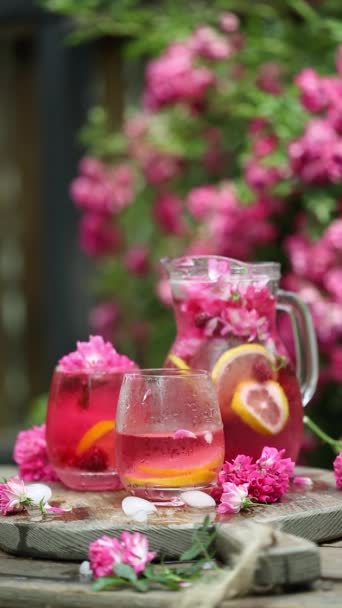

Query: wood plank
[321,546,342,580]
[221,583,342,608]
[0,466,339,562]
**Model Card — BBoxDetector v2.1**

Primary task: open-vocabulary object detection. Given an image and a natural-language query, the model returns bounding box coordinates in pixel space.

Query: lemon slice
[212,344,273,383]
[137,454,223,477]
[76,420,115,456]
[231,380,289,435]
[123,468,216,487]
[211,343,275,419]
[167,353,190,370]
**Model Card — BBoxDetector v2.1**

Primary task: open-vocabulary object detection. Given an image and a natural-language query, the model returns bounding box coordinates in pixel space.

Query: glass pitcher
[161,256,319,462]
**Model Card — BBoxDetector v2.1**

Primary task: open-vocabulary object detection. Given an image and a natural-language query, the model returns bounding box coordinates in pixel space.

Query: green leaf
[113,563,137,582]
[179,544,203,562]
[92,576,126,591]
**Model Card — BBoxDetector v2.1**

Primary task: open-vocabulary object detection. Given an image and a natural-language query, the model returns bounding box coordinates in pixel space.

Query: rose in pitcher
[46,336,138,491]
[162,256,319,461]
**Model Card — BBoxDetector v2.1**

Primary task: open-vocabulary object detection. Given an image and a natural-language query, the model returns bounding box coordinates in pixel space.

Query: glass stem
[303,416,342,454]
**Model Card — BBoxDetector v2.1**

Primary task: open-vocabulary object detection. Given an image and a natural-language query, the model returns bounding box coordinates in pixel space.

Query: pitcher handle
[276,290,319,406]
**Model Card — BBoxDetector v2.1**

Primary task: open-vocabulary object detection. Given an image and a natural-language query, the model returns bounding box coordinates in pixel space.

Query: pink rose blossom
[173,429,196,440]
[253,135,278,158]
[89,532,155,578]
[325,219,342,251]
[156,277,173,307]
[71,162,134,215]
[257,446,295,478]
[334,453,342,489]
[58,335,138,373]
[89,302,120,342]
[218,454,254,487]
[324,269,342,302]
[295,68,327,113]
[292,476,313,489]
[186,185,216,219]
[217,482,249,514]
[89,536,124,578]
[121,532,156,574]
[142,152,181,185]
[190,26,232,60]
[219,12,240,33]
[79,214,121,257]
[144,42,215,109]
[78,156,105,180]
[14,424,58,482]
[245,160,282,191]
[0,476,28,515]
[153,192,186,235]
[124,245,150,275]
[256,62,283,95]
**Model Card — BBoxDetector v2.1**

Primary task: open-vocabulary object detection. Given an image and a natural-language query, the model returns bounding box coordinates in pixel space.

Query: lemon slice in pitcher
[211,343,275,419]
[231,380,289,435]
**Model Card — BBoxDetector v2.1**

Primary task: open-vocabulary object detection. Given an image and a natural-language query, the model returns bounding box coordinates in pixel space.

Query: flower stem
[303,416,341,454]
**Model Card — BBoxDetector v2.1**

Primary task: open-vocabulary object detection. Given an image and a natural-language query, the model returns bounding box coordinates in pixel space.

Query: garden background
[0,0,342,467]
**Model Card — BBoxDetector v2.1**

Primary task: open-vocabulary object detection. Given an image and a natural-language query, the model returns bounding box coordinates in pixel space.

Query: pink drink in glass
[115,369,225,503]
[46,370,123,490]
[116,429,224,500]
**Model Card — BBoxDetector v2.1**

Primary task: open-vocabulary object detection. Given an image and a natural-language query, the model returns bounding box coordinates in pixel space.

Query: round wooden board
[0,467,341,561]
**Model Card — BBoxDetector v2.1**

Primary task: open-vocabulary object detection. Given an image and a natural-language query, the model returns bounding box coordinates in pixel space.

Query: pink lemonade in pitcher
[115,369,225,503]
[162,257,318,462]
[46,336,138,491]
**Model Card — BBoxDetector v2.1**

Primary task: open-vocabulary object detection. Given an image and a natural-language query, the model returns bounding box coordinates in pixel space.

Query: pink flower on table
[153,192,186,235]
[190,26,232,60]
[0,476,28,515]
[79,213,121,257]
[334,453,342,489]
[121,532,156,574]
[58,335,138,374]
[218,455,255,487]
[14,424,58,482]
[217,482,249,514]
[89,532,155,578]
[89,536,124,578]
[247,469,289,504]
[89,302,120,342]
[124,245,150,275]
[257,446,295,479]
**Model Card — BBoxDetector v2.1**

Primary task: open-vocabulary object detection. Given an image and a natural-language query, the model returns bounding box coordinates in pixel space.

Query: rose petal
[131,510,148,523]
[79,560,93,581]
[180,491,216,508]
[173,429,197,440]
[292,475,313,489]
[121,496,157,517]
[25,483,52,505]
[204,432,213,444]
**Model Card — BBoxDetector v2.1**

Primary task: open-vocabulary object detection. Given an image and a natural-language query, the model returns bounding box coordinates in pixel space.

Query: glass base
[126,484,212,505]
[55,467,122,491]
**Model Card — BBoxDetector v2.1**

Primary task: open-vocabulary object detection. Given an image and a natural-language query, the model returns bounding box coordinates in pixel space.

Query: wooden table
[1,466,342,608]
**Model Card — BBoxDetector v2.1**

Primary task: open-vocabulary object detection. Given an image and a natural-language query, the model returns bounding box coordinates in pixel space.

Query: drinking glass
[115,369,224,503]
[46,369,124,491]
